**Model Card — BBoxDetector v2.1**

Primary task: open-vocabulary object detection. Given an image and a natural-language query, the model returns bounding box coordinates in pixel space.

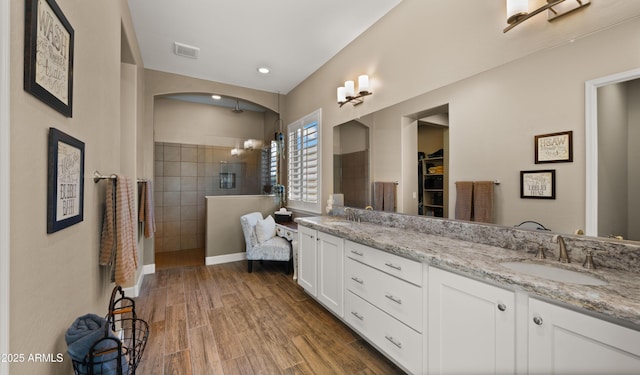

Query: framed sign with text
[47,128,84,233]
[24,0,74,117]
[535,131,573,163]
[520,170,555,200]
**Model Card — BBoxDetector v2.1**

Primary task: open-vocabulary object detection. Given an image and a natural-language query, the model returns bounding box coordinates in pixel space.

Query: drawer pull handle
[384,262,402,271]
[385,335,402,349]
[497,303,507,312]
[351,276,364,284]
[350,250,364,256]
[533,316,544,326]
[351,311,364,321]
[385,294,402,304]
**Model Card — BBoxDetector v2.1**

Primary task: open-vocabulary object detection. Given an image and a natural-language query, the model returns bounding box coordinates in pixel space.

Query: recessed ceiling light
[211,95,222,100]
[257,67,270,74]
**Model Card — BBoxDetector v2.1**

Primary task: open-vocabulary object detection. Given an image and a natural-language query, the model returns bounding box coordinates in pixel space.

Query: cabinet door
[529,298,640,374]
[297,226,317,296]
[428,267,515,375]
[317,231,344,317]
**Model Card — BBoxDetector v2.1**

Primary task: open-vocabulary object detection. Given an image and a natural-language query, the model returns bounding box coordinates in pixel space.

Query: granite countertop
[296,216,640,328]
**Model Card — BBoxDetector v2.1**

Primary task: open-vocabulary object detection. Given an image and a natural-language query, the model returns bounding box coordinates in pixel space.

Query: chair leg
[248,260,253,273]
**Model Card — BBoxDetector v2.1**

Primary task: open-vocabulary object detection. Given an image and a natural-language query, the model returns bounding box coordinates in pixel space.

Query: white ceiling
[127,0,402,95]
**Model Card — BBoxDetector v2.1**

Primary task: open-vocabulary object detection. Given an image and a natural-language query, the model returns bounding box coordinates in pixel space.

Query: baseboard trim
[143,263,155,275]
[206,252,246,266]
[122,269,146,298]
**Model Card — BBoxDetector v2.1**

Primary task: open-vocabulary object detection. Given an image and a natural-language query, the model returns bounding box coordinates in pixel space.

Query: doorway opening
[333,120,370,208]
[585,68,640,240]
[412,105,449,217]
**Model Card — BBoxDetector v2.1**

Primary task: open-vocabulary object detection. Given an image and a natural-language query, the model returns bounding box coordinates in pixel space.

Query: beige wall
[154,97,266,147]
[8,1,143,374]
[205,195,279,258]
[283,1,640,234]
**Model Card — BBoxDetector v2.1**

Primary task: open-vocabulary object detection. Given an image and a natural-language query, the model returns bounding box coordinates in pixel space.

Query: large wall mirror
[586,68,640,241]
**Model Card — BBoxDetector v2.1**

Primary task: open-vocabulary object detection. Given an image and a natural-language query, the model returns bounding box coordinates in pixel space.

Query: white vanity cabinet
[428,267,516,375]
[344,240,423,374]
[317,231,344,317]
[297,225,318,296]
[297,226,345,317]
[528,298,640,374]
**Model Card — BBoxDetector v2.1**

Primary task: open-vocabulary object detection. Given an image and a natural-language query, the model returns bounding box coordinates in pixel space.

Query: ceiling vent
[173,42,199,59]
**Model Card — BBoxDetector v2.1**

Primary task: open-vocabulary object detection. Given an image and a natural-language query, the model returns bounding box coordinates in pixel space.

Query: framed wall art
[47,128,84,233]
[24,0,74,117]
[535,131,573,163]
[520,170,556,199]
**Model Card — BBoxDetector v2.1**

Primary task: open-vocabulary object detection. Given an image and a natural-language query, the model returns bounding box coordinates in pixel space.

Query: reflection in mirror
[595,77,640,241]
[418,114,449,218]
[333,120,370,208]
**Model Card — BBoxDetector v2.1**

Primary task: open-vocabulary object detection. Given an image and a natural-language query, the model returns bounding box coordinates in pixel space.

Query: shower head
[232,99,243,113]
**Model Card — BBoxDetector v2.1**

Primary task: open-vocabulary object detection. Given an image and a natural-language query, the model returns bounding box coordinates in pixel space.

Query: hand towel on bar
[100,174,138,284]
[455,181,473,221]
[138,180,156,238]
[373,181,397,211]
[473,181,494,224]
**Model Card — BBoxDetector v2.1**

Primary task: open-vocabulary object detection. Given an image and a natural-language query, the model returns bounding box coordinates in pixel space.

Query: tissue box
[274,210,292,223]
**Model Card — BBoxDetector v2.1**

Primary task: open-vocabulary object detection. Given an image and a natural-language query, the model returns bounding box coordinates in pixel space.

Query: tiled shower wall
[154,142,262,253]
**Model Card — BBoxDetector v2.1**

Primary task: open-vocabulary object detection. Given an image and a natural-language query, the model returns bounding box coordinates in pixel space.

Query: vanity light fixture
[337,74,372,107]
[243,139,262,150]
[504,0,591,33]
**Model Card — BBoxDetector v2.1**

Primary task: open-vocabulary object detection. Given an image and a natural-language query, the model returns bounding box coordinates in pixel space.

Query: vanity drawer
[275,225,295,241]
[345,257,422,332]
[345,240,422,285]
[345,290,422,375]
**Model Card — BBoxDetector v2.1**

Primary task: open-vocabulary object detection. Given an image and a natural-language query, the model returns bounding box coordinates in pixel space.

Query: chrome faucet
[552,234,570,263]
[346,210,360,223]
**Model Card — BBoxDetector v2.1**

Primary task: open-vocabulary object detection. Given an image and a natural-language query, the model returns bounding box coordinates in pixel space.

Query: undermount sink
[500,261,608,286]
[330,220,356,226]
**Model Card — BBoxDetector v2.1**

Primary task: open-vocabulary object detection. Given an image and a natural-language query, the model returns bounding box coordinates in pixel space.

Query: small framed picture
[47,128,84,233]
[24,0,74,117]
[535,131,573,163]
[520,170,555,199]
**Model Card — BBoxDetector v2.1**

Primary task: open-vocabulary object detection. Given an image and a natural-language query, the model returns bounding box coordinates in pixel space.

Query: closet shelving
[422,156,445,217]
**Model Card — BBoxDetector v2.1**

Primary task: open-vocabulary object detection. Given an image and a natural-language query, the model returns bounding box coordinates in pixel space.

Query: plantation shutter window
[287,109,321,212]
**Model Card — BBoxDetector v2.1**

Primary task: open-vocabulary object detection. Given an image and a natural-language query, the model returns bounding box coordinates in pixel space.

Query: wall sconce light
[504,0,591,33]
[337,74,372,107]
[244,139,256,150]
[231,148,240,157]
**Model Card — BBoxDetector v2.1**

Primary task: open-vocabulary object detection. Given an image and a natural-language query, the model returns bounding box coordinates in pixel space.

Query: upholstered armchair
[240,212,292,273]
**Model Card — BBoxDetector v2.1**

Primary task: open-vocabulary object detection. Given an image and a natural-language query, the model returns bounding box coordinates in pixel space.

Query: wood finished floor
[134,260,406,374]
[155,248,205,270]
